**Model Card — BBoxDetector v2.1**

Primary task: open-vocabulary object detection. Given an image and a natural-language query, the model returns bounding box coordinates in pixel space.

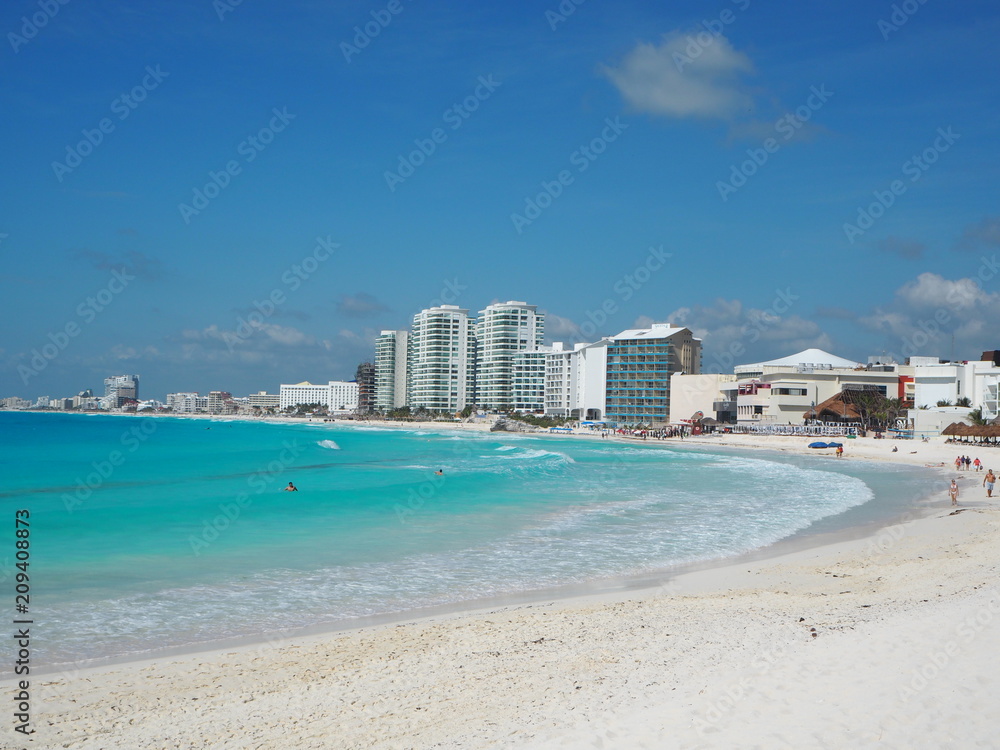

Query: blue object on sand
[827,441,843,448]
[808,441,829,449]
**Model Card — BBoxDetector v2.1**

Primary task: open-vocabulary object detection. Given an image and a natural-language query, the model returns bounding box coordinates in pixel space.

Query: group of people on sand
[949,468,997,506]
[954,455,982,471]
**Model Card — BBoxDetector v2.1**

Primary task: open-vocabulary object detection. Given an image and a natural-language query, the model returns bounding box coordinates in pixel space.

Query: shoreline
[11,414,1000,746]
[13,412,986,668]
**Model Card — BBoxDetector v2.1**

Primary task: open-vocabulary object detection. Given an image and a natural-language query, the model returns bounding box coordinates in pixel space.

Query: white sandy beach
[16,433,1000,749]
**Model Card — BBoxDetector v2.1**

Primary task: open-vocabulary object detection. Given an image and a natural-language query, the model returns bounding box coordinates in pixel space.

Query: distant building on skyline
[246,391,279,411]
[279,381,359,412]
[355,362,375,414]
[104,374,139,408]
[475,301,545,411]
[375,330,409,411]
[167,392,207,413]
[408,305,476,412]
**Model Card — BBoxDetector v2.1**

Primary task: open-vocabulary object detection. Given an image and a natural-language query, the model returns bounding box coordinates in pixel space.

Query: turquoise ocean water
[0,412,936,669]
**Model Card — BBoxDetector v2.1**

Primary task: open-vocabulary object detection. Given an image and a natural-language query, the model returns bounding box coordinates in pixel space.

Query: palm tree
[936,399,953,407]
[968,407,988,426]
[956,396,972,407]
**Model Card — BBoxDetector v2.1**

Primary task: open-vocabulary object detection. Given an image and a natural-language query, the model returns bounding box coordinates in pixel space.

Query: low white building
[279,381,359,412]
[909,359,1000,417]
[544,340,609,421]
[732,349,904,426]
[246,391,280,410]
[167,392,208,413]
[329,381,359,411]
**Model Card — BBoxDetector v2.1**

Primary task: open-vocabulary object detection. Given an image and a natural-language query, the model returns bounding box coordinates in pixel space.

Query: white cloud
[601,31,754,120]
[858,272,1000,360]
[658,298,834,368]
[543,313,583,340]
[895,272,996,311]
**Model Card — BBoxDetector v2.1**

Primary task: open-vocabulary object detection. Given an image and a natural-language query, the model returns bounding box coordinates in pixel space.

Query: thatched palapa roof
[941,422,1000,438]
[804,390,874,421]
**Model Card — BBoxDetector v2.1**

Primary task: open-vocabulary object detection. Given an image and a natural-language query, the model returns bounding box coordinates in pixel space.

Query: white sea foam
[317,440,340,450]
[494,448,576,463]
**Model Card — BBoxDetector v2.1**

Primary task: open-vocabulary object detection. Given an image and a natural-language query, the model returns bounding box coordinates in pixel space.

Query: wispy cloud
[859,271,1000,359]
[336,293,389,318]
[877,236,926,260]
[601,31,755,120]
[661,298,833,364]
[70,249,164,281]
[956,216,1000,251]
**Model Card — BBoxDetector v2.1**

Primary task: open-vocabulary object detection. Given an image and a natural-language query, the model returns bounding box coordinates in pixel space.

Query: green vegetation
[506,412,570,428]
[968,407,988,426]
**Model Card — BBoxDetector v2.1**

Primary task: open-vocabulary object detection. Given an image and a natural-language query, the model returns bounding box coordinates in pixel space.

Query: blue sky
[2,0,999,400]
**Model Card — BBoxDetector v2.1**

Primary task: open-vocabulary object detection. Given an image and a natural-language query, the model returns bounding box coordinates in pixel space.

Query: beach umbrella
[808,441,829,449]
[827,441,843,448]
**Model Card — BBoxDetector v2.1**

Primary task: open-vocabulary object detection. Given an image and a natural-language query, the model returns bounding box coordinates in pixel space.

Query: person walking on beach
[955,456,963,471]
[836,445,844,458]
[984,470,996,498]
[949,479,960,506]
[974,457,982,472]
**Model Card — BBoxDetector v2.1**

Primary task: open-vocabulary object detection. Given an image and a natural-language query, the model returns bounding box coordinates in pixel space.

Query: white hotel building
[166,392,208,413]
[279,381,359,411]
[407,305,476,412]
[544,340,609,420]
[374,330,409,410]
[475,301,545,411]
